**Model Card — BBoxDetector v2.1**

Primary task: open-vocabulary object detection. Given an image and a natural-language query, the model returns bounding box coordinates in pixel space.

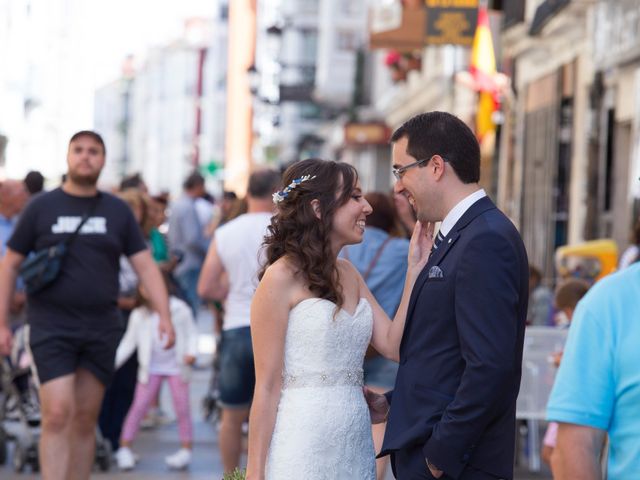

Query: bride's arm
[246,264,294,480]
[365,221,433,362]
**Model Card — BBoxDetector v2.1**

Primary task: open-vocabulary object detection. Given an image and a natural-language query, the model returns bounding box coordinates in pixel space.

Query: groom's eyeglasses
[392,156,447,181]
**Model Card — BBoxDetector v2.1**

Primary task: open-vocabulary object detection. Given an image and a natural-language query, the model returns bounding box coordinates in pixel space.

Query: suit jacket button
[462,453,470,462]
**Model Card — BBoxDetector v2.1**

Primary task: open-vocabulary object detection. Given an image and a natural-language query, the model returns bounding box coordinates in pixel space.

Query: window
[340,3,361,15]
[299,29,318,60]
[298,102,321,120]
[337,30,359,51]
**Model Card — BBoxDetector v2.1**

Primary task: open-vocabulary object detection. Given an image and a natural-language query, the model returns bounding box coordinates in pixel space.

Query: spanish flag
[469,6,498,140]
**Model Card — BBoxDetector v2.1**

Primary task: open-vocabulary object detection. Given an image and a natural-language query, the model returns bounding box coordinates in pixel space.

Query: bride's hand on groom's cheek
[408,221,435,273]
[363,387,389,424]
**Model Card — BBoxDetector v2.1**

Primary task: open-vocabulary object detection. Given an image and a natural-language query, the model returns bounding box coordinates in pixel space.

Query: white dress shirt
[438,189,487,237]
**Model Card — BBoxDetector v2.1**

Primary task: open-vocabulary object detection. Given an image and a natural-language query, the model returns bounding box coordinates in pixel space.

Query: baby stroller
[0,325,113,473]
[0,326,41,473]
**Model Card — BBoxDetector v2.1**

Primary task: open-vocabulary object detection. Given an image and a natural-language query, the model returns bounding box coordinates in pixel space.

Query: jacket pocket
[424,277,446,283]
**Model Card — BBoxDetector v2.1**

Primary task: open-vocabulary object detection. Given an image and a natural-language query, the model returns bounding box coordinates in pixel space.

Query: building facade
[93,13,228,197]
[0,0,96,182]
[499,0,640,277]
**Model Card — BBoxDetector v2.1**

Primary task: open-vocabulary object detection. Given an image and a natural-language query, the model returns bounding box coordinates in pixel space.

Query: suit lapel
[403,231,460,333]
[401,197,497,355]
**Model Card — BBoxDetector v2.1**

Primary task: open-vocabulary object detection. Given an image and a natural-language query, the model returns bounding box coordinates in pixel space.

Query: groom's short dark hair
[391,111,480,184]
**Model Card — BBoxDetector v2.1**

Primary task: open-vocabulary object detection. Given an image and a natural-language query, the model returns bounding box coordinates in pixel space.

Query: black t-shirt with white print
[8,188,147,328]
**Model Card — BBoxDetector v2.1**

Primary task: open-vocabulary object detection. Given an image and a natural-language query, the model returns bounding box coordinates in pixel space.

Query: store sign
[425,0,478,46]
[369,2,427,51]
[344,123,391,145]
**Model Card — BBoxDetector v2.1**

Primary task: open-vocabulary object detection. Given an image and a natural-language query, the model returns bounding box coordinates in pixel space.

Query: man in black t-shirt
[0,131,175,480]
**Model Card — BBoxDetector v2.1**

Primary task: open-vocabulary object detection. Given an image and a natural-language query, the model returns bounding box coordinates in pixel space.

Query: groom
[367,112,529,479]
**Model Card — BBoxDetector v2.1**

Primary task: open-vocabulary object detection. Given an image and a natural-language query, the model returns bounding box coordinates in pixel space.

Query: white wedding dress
[266,297,376,480]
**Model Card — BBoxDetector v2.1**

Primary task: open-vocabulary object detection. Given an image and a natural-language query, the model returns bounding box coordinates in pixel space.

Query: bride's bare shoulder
[257,258,310,312]
[336,257,362,282]
[261,257,303,290]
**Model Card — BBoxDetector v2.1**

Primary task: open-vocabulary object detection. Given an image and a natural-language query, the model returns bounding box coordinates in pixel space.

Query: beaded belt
[282,368,364,389]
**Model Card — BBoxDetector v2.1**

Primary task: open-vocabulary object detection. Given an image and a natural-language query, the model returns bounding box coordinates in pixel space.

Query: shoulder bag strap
[362,237,392,282]
[63,193,102,248]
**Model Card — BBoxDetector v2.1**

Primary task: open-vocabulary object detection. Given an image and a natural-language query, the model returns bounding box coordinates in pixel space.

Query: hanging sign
[425,0,478,46]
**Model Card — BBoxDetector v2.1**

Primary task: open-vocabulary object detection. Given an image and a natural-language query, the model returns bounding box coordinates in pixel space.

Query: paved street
[1,310,229,479]
[1,310,550,479]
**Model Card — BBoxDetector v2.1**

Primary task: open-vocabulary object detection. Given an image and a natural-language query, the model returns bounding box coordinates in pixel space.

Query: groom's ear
[310,199,322,219]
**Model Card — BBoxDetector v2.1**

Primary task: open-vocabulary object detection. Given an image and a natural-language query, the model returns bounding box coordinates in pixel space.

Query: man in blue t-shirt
[0,131,175,480]
[546,263,640,479]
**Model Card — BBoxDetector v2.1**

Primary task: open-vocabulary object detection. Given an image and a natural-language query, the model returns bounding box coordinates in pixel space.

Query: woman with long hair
[246,159,433,479]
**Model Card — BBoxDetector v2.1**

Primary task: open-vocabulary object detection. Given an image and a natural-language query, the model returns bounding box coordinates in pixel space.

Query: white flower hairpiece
[272,174,316,204]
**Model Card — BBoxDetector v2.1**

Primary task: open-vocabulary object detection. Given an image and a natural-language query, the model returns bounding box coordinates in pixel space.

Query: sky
[88,0,215,88]
[0,0,217,180]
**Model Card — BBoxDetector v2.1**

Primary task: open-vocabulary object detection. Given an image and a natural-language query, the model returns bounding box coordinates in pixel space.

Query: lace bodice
[281,297,372,388]
[266,297,376,479]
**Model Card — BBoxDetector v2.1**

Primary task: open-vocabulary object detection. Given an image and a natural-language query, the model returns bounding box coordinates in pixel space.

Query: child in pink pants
[114,286,198,471]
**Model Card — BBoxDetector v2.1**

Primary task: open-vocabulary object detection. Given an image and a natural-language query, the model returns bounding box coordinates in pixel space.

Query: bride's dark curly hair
[260,158,358,309]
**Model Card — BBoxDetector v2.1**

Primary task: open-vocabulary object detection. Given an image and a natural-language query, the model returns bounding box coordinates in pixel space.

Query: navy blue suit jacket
[380,196,529,479]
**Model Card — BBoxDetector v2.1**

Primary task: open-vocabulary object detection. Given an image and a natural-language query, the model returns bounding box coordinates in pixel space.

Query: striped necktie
[431,230,445,252]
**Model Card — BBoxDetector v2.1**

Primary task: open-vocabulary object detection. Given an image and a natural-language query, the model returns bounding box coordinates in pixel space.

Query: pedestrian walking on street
[24,170,45,197]
[0,179,29,327]
[98,188,150,451]
[114,278,198,471]
[366,112,529,480]
[527,264,553,326]
[0,179,29,256]
[198,168,281,475]
[169,172,211,314]
[0,130,175,480]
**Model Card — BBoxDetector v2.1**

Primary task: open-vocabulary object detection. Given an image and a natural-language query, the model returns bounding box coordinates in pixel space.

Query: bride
[246,159,432,479]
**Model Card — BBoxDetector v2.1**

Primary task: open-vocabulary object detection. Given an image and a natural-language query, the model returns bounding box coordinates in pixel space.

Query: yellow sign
[425,0,478,46]
[426,0,477,6]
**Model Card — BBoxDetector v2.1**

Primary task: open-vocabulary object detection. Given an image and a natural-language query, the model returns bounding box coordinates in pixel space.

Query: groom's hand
[426,458,443,478]
[363,387,389,424]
